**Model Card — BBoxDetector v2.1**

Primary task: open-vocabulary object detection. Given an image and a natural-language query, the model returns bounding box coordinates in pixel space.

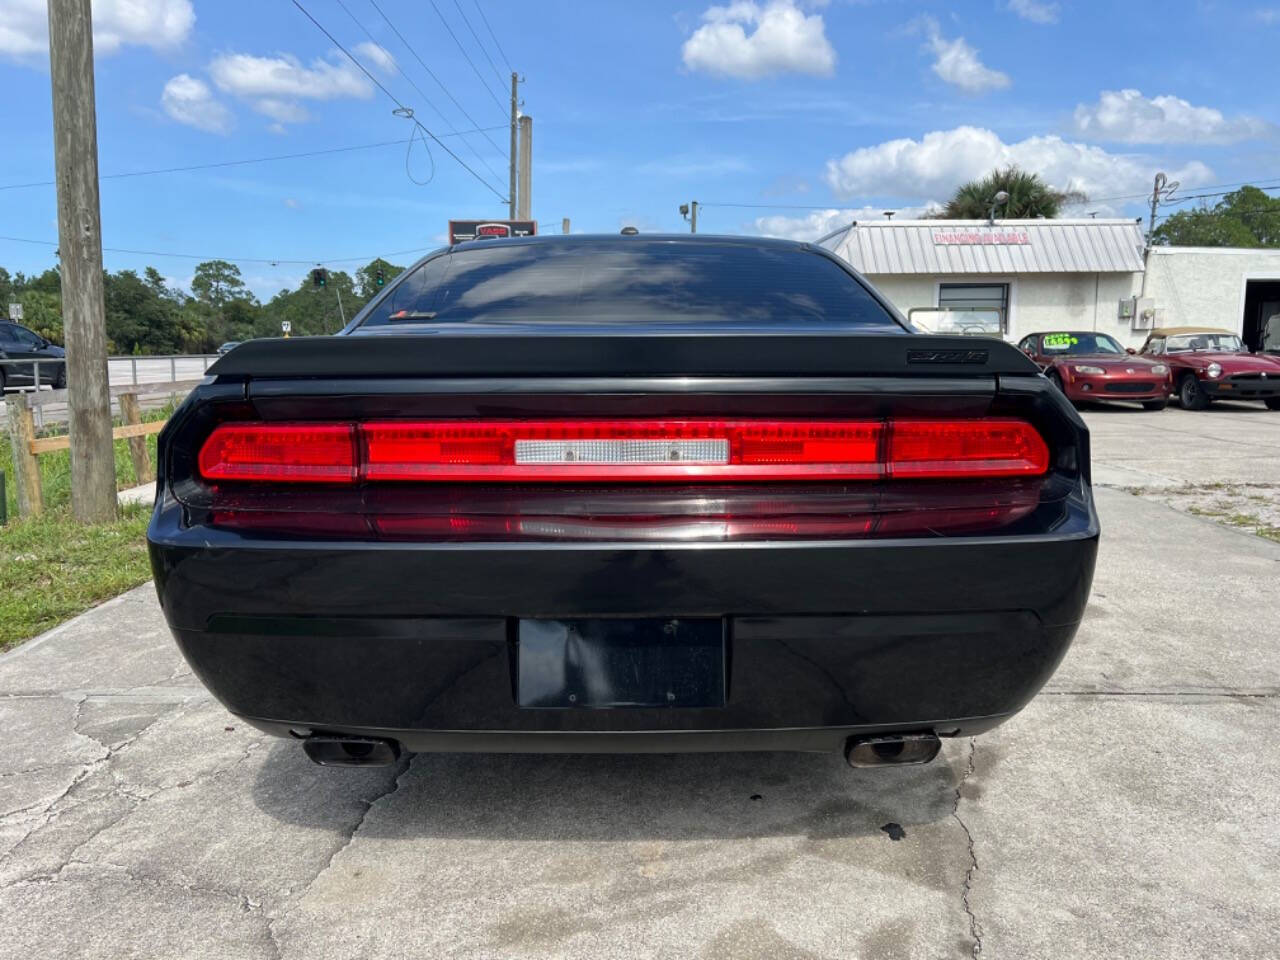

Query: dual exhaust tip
[302,732,942,768]
[844,732,941,768]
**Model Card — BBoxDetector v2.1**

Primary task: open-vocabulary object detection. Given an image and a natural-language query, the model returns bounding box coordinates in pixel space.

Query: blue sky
[1,0,1278,299]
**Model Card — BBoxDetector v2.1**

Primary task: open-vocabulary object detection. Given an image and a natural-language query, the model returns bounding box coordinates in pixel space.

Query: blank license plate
[517,618,725,709]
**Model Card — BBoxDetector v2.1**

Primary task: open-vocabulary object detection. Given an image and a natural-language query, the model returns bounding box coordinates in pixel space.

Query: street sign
[8,303,21,321]
[448,219,536,244]
[281,320,292,334]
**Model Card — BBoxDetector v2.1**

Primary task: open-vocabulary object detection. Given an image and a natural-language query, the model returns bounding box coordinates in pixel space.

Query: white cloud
[354,40,396,74]
[753,205,937,242]
[823,125,1213,203]
[0,0,194,59]
[160,73,232,134]
[681,0,836,79]
[252,98,311,124]
[920,16,1009,94]
[208,49,375,130]
[1073,89,1275,144]
[209,51,373,100]
[1006,0,1059,24]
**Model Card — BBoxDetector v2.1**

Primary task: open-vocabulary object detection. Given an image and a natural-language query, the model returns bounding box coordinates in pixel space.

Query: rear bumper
[148,486,1098,750]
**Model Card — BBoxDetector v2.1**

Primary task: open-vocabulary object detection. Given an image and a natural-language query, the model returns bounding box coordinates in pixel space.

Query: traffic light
[375,267,385,287]
[311,268,328,289]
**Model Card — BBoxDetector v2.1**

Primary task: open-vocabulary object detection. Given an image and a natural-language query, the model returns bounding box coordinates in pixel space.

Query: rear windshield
[356,240,902,330]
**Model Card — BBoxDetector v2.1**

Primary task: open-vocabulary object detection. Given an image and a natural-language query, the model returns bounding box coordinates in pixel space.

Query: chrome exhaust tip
[303,735,401,767]
[845,733,942,768]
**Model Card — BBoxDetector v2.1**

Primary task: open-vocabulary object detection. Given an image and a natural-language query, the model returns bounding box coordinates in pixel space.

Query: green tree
[190,260,245,309]
[18,290,63,343]
[1153,186,1280,248]
[937,166,1085,220]
[104,269,184,354]
[355,258,406,300]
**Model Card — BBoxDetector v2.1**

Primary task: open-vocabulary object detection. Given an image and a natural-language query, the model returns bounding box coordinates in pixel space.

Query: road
[0,404,1277,958]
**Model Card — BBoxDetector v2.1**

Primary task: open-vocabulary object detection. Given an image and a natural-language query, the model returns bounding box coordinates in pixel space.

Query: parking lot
[1,403,1277,959]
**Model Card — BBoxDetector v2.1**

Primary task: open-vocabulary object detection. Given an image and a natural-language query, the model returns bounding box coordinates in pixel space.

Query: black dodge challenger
[147,235,1097,768]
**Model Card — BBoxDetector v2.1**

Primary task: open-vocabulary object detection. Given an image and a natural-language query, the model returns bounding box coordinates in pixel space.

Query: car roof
[1147,326,1234,337]
[449,233,812,253]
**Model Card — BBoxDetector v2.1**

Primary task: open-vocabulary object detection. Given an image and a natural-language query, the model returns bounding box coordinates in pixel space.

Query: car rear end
[147,236,1098,766]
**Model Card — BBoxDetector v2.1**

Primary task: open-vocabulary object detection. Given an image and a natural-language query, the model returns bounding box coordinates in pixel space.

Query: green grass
[0,402,175,650]
[0,503,152,650]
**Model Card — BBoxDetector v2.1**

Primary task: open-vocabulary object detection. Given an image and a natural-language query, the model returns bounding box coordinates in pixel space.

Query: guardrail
[0,353,218,428]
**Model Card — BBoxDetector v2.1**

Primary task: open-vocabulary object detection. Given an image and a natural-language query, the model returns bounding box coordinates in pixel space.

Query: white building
[819,218,1280,352]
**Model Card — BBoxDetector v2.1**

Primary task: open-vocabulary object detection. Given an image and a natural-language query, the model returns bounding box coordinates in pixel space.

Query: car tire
[0,367,6,393]
[1265,397,1280,411]
[1141,399,1168,411]
[1046,369,1065,393]
[54,365,66,390]
[1179,374,1211,411]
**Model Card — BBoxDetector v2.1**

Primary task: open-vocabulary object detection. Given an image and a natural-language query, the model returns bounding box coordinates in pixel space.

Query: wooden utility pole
[48,0,115,522]
[517,116,532,221]
[508,72,519,219]
[561,218,570,235]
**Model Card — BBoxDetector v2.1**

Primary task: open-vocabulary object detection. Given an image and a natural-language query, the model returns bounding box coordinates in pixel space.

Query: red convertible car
[1139,327,1280,410]
[1017,331,1171,410]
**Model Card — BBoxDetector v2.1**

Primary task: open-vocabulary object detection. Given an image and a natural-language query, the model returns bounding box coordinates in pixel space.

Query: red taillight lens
[362,420,883,481]
[888,420,1049,479]
[196,418,1048,484]
[198,424,357,483]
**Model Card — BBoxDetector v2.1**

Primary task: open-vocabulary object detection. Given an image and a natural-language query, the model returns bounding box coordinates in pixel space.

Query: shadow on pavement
[249,738,966,843]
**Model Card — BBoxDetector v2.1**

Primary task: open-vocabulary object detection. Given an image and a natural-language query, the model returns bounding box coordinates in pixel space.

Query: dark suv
[0,322,66,391]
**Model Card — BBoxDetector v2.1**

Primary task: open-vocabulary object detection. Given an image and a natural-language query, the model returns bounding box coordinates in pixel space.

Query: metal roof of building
[820,218,1146,275]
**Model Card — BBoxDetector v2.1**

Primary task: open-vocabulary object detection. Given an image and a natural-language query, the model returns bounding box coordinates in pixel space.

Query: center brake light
[197,419,1049,484]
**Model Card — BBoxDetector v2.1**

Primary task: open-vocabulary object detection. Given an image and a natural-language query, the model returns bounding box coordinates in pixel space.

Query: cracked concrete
[1,406,1278,958]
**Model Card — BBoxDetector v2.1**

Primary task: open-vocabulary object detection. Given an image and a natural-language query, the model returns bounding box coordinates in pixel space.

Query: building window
[937,283,1010,335]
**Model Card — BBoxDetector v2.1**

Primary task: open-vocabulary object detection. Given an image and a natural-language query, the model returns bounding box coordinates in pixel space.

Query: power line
[427,0,507,116]
[473,0,513,73]
[289,0,507,201]
[0,128,504,192]
[0,233,436,266]
[333,0,506,185]
[452,0,505,90]
[366,0,509,161]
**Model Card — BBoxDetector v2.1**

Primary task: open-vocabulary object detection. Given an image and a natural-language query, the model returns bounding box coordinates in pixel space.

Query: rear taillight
[197,418,1048,484]
[362,420,883,481]
[197,424,357,483]
[889,420,1048,478]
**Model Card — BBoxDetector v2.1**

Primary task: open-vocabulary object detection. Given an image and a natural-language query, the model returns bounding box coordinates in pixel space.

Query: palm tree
[936,167,1086,220]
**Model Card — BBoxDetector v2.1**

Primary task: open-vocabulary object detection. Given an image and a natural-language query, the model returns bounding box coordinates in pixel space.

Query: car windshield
[1165,333,1244,353]
[356,240,903,330]
[1040,333,1125,355]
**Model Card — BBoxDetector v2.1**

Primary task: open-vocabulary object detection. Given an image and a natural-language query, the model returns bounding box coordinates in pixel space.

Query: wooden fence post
[118,393,154,485]
[5,394,43,517]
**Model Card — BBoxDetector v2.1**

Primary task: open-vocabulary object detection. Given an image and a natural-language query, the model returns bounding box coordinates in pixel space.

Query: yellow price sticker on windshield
[1044,334,1078,347]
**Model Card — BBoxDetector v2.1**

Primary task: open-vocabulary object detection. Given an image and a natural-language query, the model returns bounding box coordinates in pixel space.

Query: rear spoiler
[207,333,1040,380]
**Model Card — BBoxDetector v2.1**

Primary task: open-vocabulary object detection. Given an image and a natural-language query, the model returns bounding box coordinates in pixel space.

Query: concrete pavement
[1,407,1278,959]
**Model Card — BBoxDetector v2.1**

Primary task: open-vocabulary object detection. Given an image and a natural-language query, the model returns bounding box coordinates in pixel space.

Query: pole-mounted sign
[281,320,292,337]
[448,219,536,245]
[8,303,21,321]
